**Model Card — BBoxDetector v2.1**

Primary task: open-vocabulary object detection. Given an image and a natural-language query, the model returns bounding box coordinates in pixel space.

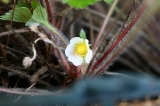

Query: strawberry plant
[0,0,160,105]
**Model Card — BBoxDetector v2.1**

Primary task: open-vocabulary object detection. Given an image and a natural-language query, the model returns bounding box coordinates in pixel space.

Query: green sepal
[80,29,86,40]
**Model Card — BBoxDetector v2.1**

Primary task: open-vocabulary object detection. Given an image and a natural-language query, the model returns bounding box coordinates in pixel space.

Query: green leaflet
[0,7,32,23]
[0,0,40,23]
[31,0,41,10]
[62,0,113,9]
[80,29,86,40]
[26,6,48,26]
[0,0,59,40]
[0,0,10,4]
[25,18,39,26]
[32,6,48,25]
[104,0,113,3]
[16,0,40,9]
[16,0,29,8]
[0,0,113,24]
[62,0,100,9]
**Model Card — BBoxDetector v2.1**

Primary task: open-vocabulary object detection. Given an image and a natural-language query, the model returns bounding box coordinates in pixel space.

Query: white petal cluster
[65,37,93,66]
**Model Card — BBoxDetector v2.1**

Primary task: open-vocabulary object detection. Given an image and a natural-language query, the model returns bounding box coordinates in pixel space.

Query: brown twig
[86,0,132,75]
[92,0,119,50]
[6,0,17,46]
[31,66,48,83]
[0,87,54,96]
[0,28,29,37]
[0,65,53,87]
[64,10,83,33]
[94,0,160,76]
[10,0,16,28]
[0,43,7,66]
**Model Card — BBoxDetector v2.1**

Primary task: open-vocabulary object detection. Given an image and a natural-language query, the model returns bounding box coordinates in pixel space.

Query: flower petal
[85,49,93,63]
[85,39,89,44]
[65,43,75,57]
[85,39,89,48]
[68,55,83,66]
[70,37,83,44]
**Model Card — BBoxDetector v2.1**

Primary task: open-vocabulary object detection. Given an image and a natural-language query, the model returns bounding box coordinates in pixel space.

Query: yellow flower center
[74,42,88,57]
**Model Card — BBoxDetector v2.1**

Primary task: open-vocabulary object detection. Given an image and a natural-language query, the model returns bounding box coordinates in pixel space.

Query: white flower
[65,37,93,66]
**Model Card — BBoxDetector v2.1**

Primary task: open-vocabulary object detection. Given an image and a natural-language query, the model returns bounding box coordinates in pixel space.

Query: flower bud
[23,44,37,68]
[23,57,32,68]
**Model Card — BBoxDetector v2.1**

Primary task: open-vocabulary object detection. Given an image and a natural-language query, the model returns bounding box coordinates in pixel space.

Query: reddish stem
[59,50,71,72]
[89,2,147,75]
[45,0,54,24]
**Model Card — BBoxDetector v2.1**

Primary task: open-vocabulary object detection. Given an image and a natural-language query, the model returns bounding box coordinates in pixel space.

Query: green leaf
[0,0,10,4]
[25,6,48,26]
[25,18,40,26]
[31,0,40,10]
[31,6,48,25]
[62,0,100,9]
[62,0,69,3]
[16,0,29,8]
[80,29,86,39]
[16,0,40,10]
[0,7,32,23]
[104,0,113,3]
